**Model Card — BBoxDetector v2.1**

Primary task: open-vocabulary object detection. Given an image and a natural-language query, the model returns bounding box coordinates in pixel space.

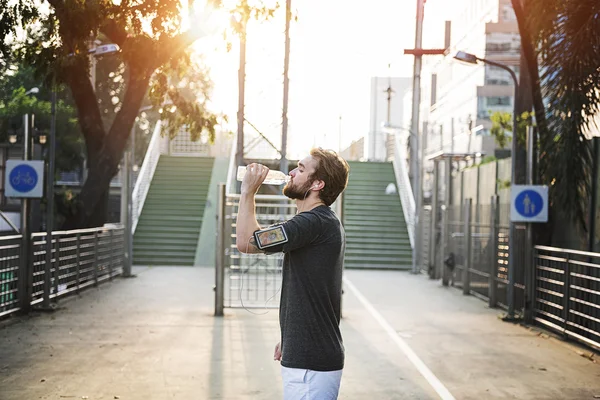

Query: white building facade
[421,0,520,159]
[366,76,412,161]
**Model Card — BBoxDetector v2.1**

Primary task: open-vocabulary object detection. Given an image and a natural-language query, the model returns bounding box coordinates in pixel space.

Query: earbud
[312,185,318,189]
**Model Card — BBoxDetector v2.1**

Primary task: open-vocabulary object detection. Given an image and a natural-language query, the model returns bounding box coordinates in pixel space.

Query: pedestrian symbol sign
[510,185,548,223]
[5,160,44,198]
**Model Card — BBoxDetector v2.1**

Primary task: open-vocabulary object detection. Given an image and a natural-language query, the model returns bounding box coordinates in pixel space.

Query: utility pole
[19,114,32,313]
[408,0,424,193]
[280,0,291,174]
[43,86,57,309]
[235,15,249,178]
[404,0,446,274]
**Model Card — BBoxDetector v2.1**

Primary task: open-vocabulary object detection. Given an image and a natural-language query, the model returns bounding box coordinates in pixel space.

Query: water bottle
[237,166,290,185]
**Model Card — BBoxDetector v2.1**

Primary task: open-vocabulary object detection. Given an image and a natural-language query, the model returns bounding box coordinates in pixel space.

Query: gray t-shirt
[268,205,345,372]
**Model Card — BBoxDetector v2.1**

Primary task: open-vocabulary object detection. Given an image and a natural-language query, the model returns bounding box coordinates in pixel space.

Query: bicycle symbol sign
[5,160,44,198]
[9,165,37,193]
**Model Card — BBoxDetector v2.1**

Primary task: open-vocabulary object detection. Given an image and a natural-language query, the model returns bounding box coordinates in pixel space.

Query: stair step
[345,255,412,264]
[133,155,214,266]
[344,263,411,270]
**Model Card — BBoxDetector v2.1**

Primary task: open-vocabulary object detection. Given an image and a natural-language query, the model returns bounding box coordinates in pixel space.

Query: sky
[192,0,453,159]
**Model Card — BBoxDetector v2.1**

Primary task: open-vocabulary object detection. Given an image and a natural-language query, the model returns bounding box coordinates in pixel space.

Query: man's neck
[296,197,325,213]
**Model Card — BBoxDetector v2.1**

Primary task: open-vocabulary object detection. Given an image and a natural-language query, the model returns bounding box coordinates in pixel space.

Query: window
[486,96,511,106]
[502,5,517,22]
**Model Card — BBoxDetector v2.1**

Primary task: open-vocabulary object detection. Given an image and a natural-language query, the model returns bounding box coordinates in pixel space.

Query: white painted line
[343,277,456,400]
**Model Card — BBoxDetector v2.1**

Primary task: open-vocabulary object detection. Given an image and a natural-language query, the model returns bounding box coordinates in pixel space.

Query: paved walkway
[1,267,599,400]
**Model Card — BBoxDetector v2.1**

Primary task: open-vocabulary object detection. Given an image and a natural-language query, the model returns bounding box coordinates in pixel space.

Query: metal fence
[1,224,125,318]
[420,205,431,274]
[215,185,296,314]
[533,246,600,351]
[442,198,526,313]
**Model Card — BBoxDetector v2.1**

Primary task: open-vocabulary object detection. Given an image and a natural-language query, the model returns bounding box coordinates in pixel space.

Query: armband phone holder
[253,225,288,250]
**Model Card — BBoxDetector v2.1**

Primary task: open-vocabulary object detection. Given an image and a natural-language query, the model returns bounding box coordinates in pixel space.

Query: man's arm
[235,164,269,254]
[236,193,263,254]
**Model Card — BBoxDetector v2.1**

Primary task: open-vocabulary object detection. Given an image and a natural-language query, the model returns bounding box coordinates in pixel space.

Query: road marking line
[343,276,456,400]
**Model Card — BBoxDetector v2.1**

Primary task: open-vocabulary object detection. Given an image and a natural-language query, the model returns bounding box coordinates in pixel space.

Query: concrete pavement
[1,267,599,399]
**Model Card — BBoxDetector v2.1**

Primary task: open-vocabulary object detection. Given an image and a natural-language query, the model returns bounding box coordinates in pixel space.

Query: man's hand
[241,163,269,195]
[274,342,282,361]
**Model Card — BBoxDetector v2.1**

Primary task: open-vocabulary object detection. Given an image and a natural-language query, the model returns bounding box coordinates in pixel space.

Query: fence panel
[223,194,296,309]
[421,206,431,274]
[1,225,125,319]
[0,235,23,317]
[446,204,465,288]
[534,246,600,351]
[469,204,493,300]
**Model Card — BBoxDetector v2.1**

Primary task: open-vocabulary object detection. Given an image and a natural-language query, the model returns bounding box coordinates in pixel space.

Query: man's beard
[283,179,314,200]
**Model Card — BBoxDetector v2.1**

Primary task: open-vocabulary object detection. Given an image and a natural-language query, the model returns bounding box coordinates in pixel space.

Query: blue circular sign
[515,190,543,218]
[9,164,38,193]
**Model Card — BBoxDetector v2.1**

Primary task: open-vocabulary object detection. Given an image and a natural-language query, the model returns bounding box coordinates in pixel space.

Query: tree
[490,110,534,151]
[0,73,83,175]
[0,1,225,228]
[512,0,600,232]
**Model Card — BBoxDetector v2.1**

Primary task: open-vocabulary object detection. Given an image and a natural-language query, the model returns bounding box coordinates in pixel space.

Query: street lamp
[25,87,39,96]
[454,50,520,318]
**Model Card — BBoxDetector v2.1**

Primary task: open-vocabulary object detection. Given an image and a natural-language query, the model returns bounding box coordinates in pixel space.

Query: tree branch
[512,0,549,145]
[63,57,105,165]
[154,30,201,68]
[100,18,129,47]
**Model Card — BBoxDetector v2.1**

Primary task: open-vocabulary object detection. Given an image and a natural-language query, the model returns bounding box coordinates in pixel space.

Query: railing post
[489,195,499,307]
[463,198,472,295]
[429,160,439,279]
[75,233,81,293]
[53,234,60,297]
[215,183,226,316]
[93,231,99,287]
[441,205,449,286]
[42,232,52,309]
[109,229,114,280]
[525,245,536,324]
[562,253,570,338]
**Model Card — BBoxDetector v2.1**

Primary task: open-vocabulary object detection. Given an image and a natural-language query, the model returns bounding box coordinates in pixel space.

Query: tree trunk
[511,0,552,246]
[61,68,151,229]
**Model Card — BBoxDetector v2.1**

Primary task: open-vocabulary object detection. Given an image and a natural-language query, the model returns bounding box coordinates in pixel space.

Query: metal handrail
[392,129,416,248]
[535,245,600,258]
[225,133,238,195]
[132,121,165,233]
[31,224,124,238]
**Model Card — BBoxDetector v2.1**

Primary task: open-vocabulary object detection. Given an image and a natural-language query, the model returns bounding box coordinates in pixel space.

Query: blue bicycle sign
[5,161,44,198]
[9,165,37,193]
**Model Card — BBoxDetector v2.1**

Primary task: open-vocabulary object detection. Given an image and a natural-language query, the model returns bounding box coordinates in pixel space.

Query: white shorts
[281,366,343,400]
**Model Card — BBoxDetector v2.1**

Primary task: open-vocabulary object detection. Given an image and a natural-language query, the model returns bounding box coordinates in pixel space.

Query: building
[412,0,520,203]
[366,76,412,161]
[421,0,519,159]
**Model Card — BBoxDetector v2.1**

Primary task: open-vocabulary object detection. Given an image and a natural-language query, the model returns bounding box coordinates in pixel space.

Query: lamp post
[454,51,519,318]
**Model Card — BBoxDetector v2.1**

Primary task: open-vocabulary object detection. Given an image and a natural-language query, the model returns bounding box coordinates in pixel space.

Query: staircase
[133,156,214,266]
[343,161,412,269]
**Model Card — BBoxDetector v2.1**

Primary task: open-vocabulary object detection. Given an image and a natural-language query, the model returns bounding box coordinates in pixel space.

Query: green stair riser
[342,161,412,270]
[133,156,214,266]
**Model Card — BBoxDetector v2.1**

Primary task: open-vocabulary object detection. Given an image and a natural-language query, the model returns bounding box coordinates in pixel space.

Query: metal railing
[215,184,296,314]
[442,198,525,313]
[420,205,432,273]
[169,126,211,156]
[533,246,600,351]
[1,224,125,318]
[392,129,416,248]
[132,121,168,233]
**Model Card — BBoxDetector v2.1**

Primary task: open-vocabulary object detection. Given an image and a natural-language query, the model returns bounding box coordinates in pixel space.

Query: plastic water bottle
[237,166,290,185]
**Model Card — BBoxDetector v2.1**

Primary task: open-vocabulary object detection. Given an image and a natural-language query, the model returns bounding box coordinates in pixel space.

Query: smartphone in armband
[253,225,289,250]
